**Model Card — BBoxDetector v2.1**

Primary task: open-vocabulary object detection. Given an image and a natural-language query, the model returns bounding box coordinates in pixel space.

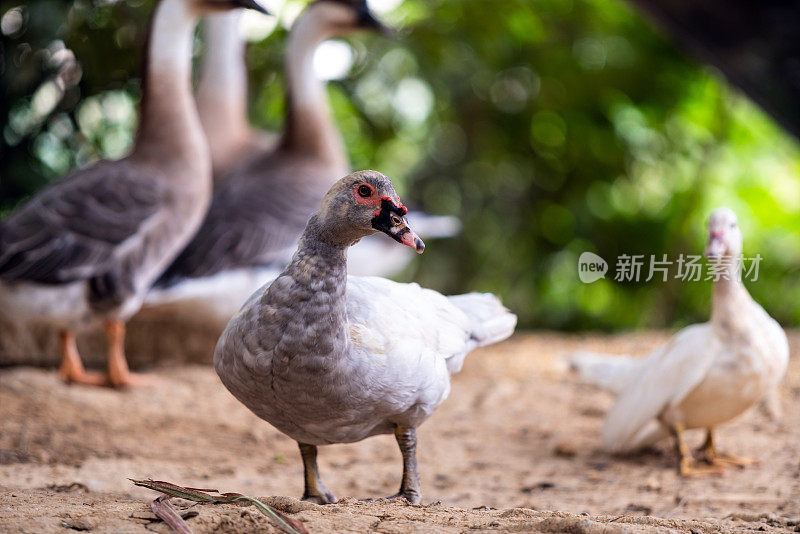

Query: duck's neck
[281,12,348,173]
[134,0,207,168]
[711,256,753,330]
[271,216,350,354]
[196,11,250,173]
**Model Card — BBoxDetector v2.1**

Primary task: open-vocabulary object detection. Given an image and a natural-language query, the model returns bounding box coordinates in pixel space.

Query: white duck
[214,170,516,503]
[0,0,269,386]
[573,208,787,476]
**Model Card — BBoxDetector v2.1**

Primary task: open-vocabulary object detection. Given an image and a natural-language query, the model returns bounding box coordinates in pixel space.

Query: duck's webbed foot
[680,456,726,477]
[302,487,337,505]
[390,426,422,504]
[698,428,757,469]
[671,423,724,477]
[298,443,337,504]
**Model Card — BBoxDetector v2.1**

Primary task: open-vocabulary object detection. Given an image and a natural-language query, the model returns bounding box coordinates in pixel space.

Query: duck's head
[316,170,424,253]
[189,0,270,16]
[705,207,742,260]
[301,0,389,36]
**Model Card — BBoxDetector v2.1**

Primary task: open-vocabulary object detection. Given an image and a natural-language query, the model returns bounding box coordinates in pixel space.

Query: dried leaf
[130,479,308,534]
[151,496,193,534]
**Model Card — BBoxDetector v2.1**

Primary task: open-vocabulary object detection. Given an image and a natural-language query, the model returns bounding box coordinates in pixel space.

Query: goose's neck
[281,13,348,172]
[134,0,208,167]
[711,256,753,329]
[196,11,250,171]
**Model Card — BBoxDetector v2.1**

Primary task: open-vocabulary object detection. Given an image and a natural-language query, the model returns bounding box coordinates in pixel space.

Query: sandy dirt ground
[1,331,799,533]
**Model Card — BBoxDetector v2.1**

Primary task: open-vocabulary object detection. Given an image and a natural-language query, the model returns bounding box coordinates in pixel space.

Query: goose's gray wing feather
[157,157,329,284]
[0,160,166,286]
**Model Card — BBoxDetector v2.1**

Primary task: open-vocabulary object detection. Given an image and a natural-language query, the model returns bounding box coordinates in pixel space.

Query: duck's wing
[346,278,515,373]
[601,323,718,452]
[346,277,474,361]
[156,162,323,285]
[0,161,165,286]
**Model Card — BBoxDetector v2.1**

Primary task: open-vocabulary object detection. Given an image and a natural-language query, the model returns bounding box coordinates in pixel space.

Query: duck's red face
[353,182,425,254]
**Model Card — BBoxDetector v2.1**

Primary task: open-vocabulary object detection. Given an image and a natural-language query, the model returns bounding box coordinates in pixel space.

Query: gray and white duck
[0,0,270,387]
[571,208,788,475]
[144,1,459,326]
[214,170,517,503]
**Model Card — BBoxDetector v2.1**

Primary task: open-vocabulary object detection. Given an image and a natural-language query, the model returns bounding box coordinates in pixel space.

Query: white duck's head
[300,0,389,37]
[315,170,425,253]
[705,207,743,260]
[188,0,270,16]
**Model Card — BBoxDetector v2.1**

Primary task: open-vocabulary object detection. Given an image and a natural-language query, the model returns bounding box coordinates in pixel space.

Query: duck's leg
[105,320,154,387]
[298,443,337,504]
[699,428,756,468]
[58,329,106,386]
[389,426,422,504]
[671,423,724,477]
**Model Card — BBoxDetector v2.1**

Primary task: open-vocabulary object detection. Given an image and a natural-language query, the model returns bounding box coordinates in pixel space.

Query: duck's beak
[705,229,726,258]
[371,198,425,254]
[235,0,271,15]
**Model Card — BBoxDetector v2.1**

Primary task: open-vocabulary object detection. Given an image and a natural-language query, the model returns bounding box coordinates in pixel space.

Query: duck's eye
[390,214,402,225]
[730,222,736,228]
[357,185,372,198]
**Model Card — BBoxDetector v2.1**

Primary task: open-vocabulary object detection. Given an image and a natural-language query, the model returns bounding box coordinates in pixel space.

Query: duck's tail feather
[568,351,643,395]
[448,292,517,348]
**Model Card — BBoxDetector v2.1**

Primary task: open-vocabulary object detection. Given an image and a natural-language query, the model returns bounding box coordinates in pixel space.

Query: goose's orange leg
[105,320,155,388]
[58,329,106,386]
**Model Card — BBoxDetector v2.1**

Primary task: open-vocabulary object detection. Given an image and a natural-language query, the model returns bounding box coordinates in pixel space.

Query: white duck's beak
[371,198,425,254]
[705,229,726,258]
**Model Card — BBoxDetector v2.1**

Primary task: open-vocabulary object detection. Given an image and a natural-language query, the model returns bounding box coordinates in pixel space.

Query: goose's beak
[235,0,271,15]
[358,9,391,34]
[371,198,425,254]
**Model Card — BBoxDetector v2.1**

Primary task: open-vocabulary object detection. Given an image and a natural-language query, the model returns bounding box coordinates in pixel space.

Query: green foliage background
[2,0,799,330]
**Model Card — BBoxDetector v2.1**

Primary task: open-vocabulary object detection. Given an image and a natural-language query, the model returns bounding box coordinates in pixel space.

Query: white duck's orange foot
[702,450,758,469]
[679,457,725,477]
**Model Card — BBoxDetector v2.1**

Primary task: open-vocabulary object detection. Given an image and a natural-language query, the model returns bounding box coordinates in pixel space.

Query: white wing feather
[601,323,718,452]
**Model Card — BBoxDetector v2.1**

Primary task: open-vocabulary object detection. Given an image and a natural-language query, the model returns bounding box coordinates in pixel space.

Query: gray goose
[0,0,270,387]
[196,10,277,182]
[215,170,517,503]
[146,0,387,317]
